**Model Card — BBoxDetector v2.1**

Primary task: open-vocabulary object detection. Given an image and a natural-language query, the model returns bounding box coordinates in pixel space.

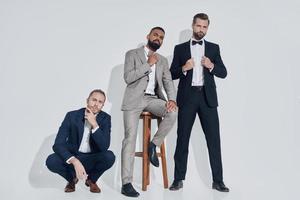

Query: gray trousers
[121,95,177,185]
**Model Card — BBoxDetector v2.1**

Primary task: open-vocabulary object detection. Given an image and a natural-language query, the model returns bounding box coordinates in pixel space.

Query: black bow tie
[192,40,203,46]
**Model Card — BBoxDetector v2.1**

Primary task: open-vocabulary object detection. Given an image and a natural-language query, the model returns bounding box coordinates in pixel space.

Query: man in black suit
[46,89,115,193]
[169,13,229,192]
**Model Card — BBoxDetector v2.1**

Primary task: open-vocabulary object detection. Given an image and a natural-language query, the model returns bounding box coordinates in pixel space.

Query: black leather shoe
[169,180,183,191]
[121,183,140,197]
[148,142,159,167]
[212,182,229,192]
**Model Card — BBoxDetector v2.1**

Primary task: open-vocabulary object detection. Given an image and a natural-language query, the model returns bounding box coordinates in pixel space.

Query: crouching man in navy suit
[46,89,115,193]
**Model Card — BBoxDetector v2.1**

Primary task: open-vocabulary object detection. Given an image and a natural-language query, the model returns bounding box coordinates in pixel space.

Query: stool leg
[142,116,151,191]
[157,118,168,188]
[160,142,168,189]
[146,117,151,186]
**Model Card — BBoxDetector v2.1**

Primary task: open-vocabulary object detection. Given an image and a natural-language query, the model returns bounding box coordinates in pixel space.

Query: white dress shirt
[190,38,205,86]
[78,120,93,153]
[66,118,99,164]
[144,46,156,95]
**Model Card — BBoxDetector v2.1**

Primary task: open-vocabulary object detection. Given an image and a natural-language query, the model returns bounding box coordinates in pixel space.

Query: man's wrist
[90,121,99,129]
[91,125,99,133]
[169,100,176,104]
[66,156,75,164]
[69,157,79,165]
[182,65,186,72]
[209,64,214,72]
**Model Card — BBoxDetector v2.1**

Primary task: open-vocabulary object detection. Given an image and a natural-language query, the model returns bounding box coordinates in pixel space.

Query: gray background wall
[0,0,299,199]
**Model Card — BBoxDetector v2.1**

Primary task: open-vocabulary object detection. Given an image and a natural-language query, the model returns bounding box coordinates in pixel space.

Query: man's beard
[193,31,205,40]
[147,39,161,51]
[88,106,100,114]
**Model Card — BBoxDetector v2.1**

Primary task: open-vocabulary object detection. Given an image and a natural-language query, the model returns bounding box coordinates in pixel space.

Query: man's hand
[85,108,98,129]
[147,52,159,66]
[69,157,87,180]
[166,100,177,113]
[182,58,195,72]
[201,56,214,70]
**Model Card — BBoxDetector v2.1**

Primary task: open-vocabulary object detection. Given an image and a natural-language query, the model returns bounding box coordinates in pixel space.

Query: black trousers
[46,150,115,183]
[174,86,223,183]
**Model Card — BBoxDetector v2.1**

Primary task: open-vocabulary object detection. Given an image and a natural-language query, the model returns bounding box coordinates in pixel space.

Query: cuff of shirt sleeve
[66,156,75,164]
[91,126,99,133]
[209,65,214,72]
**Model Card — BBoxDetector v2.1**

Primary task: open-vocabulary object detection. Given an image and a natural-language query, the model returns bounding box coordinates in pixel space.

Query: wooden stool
[135,111,168,191]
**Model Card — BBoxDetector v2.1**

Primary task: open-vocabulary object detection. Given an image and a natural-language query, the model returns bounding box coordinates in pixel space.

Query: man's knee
[167,109,178,122]
[94,151,115,169]
[102,150,115,169]
[46,153,63,172]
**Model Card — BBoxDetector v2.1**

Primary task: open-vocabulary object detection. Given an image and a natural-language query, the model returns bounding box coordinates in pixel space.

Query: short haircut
[88,89,106,99]
[193,13,210,25]
[150,26,165,34]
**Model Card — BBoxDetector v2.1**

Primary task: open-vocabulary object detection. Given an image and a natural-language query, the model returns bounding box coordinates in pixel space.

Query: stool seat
[134,111,168,191]
[139,111,160,119]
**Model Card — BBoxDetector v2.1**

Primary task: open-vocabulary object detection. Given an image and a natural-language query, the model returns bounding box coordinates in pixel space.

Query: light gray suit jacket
[121,46,176,111]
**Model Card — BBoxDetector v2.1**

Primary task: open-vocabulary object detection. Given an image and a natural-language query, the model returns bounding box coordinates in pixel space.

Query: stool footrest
[135,152,143,157]
[135,152,164,157]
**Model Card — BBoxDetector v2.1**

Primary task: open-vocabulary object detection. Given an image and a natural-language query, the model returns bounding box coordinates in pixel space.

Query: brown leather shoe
[64,178,78,193]
[85,179,101,193]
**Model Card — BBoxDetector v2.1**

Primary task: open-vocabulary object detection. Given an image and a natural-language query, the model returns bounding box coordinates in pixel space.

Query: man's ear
[146,34,150,40]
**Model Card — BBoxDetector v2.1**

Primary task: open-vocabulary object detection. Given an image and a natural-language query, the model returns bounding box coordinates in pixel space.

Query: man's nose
[155,38,161,43]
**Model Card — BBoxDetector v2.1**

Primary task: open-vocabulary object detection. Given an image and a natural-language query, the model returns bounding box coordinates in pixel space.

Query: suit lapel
[186,40,192,59]
[184,40,193,82]
[204,40,210,58]
[203,40,211,76]
[96,111,104,125]
[137,46,147,64]
[76,108,85,145]
[155,55,162,85]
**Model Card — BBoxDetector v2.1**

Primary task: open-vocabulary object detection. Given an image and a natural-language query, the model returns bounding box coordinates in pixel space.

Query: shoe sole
[64,189,75,193]
[169,185,183,191]
[149,160,159,167]
[121,190,140,197]
[212,186,229,192]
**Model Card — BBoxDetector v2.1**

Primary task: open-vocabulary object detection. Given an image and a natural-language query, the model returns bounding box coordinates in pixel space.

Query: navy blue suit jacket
[52,108,111,162]
[170,40,227,108]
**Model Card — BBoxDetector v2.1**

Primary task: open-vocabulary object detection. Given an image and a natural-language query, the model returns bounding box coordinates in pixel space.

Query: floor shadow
[105,63,126,190]
[164,29,196,184]
[28,134,65,189]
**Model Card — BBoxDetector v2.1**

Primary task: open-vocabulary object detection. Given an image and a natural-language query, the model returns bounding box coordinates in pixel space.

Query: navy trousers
[174,87,223,183]
[46,150,115,183]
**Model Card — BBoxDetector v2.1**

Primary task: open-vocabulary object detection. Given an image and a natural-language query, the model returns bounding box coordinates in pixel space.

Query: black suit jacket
[170,40,227,108]
[52,108,111,162]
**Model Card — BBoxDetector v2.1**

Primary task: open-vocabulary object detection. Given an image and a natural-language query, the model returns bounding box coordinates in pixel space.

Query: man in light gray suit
[121,27,177,197]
